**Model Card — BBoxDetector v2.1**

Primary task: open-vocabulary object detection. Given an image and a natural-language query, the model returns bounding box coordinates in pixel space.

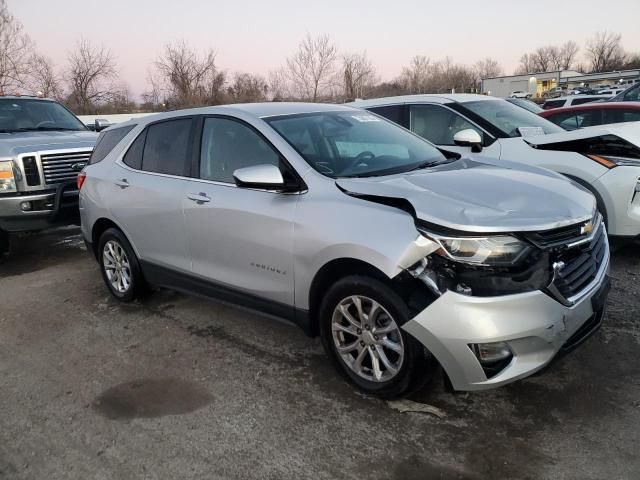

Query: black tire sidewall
[319,275,433,398]
[97,228,143,302]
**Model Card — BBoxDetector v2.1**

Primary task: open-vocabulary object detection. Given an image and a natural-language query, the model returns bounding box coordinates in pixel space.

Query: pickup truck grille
[40,151,91,185]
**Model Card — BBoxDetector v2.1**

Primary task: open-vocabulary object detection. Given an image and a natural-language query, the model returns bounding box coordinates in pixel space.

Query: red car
[538,102,640,130]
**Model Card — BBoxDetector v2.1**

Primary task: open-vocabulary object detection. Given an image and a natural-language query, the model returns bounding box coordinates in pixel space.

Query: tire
[97,227,146,302]
[319,275,436,398]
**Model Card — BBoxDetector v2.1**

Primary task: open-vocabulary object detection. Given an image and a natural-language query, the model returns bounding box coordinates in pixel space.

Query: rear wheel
[98,228,146,302]
[319,275,436,398]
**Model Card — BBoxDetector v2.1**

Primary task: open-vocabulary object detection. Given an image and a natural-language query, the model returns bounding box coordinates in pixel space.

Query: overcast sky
[11,0,640,98]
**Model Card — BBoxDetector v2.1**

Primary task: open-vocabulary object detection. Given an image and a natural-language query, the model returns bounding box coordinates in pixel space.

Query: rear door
[108,117,195,272]
[182,116,299,306]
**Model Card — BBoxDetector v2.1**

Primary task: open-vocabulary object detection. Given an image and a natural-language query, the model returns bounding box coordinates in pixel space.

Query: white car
[351,94,640,240]
[509,91,531,99]
[543,95,610,110]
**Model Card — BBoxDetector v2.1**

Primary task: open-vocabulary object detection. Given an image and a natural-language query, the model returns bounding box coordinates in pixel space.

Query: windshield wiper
[406,159,450,172]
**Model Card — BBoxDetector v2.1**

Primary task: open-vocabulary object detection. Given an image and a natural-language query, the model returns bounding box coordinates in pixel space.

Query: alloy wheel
[102,240,132,294]
[331,295,404,382]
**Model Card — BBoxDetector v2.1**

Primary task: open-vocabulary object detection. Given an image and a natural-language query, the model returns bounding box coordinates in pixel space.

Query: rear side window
[123,129,146,170]
[141,119,192,176]
[89,125,135,164]
[367,105,407,128]
[543,100,565,110]
[572,98,601,106]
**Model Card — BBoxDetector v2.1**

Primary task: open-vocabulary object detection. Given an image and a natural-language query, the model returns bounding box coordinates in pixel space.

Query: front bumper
[403,254,610,391]
[0,182,79,232]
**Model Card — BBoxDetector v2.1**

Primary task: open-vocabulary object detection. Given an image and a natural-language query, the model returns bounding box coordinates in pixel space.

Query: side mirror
[233,164,285,190]
[94,118,111,132]
[453,129,483,153]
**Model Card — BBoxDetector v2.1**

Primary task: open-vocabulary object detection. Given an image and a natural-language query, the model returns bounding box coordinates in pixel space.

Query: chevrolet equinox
[79,103,610,397]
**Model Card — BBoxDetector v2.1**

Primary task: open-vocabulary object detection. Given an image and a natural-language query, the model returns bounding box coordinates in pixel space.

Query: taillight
[77,171,86,190]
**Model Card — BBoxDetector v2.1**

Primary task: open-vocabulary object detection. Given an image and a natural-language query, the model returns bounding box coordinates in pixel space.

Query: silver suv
[0,96,98,253]
[79,103,610,397]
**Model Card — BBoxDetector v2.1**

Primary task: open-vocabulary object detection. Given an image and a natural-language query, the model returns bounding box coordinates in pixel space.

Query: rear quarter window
[89,125,135,164]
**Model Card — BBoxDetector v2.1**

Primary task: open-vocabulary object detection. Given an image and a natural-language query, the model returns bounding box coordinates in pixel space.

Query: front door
[183,116,298,306]
[408,104,501,157]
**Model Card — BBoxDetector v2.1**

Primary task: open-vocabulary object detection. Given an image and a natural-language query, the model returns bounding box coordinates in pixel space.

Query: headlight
[0,161,17,193]
[425,233,532,266]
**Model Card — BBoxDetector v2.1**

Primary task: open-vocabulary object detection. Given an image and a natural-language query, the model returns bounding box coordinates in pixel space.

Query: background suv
[80,103,609,397]
[0,96,97,253]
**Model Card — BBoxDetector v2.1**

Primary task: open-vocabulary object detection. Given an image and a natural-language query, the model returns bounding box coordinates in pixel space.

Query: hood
[336,157,595,233]
[525,121,640,147]
[0,130,98,158]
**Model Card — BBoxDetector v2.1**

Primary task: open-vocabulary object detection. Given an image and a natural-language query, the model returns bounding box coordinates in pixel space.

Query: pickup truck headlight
[426,233,532,266]
[0,161,17,193]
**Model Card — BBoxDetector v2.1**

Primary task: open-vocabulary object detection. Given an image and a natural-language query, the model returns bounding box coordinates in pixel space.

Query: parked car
[568,87,596,96]
[505,97,543,114]
[352,94,640,240]
[509,90,531,99]
[539,102,640,130]
[0,95,97,253]
[610,82,640,102]
[79,102,609,397]
[543,87,567,98]
[542,95,610,110]
[596,88,625,97]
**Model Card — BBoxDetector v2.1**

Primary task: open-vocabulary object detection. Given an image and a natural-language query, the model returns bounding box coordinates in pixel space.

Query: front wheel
[98,228,146,302]
[319,275,436,398]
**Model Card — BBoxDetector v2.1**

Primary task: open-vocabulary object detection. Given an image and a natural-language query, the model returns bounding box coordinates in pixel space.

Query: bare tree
[559,41,580,70]
[65,38,118,114]
[586,32,627,72]
[400,55,431,93]
[268,68,293,101]
[26,54,62,99]
[227,72,268,103]
[342,52,377,100]
[474,58,503,81]
[0,0,33,92]
[286,34,338,102]
[153,40,225,108]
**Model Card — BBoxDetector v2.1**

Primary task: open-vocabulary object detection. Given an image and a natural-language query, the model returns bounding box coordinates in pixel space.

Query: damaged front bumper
[402,253,610,391]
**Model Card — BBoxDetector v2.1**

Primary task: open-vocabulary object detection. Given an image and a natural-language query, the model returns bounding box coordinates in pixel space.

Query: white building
[482,68,640,98]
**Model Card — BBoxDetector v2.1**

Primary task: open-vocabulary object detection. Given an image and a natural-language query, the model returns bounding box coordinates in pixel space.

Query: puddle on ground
[92,378,213,420]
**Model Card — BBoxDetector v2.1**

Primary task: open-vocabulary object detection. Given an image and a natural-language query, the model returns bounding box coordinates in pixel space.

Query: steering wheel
[343,151,376,173]
[34,120,56,129]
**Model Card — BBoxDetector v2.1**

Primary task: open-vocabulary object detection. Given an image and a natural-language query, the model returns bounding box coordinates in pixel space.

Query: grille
[22,156,40,186]
[552,224,607,299]
[40,151,91,185]
[527,214,602,249]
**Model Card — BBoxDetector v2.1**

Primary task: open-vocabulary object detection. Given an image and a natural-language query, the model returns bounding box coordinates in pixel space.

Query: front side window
[141,119,192,176]
[462,100,564,137]
[200,117,281,183]
[410,104,483,146]
[267,111,446,178]
[90,125,135,164]
[0,99,86,132]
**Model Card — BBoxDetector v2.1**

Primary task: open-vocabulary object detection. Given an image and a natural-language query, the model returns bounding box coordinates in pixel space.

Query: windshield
[0,99,86,132]
[266,111,447,178]
[462,100,563,137]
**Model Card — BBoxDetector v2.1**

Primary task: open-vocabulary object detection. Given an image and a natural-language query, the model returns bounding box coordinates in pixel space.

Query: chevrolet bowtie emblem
[581,222,593,235]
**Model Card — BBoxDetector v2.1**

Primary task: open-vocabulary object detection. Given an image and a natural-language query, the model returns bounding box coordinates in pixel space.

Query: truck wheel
[319,275,436,398]
[98,228,147,302]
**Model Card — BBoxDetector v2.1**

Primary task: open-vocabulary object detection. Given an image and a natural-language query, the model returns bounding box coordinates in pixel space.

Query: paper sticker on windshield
[518,127,545,137]
[351,114,380,123]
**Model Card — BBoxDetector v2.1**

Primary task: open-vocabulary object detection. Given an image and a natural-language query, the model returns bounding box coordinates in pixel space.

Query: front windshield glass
[0,99,86,132]
[267,111,447,178]
[463,100,563,137]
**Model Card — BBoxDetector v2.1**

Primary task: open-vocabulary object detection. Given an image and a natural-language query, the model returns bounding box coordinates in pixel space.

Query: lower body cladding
[402,258,610,391]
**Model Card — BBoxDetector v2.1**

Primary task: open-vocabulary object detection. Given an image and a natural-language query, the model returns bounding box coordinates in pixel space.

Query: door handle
[115,178,129,189]
[187,192,211,204]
